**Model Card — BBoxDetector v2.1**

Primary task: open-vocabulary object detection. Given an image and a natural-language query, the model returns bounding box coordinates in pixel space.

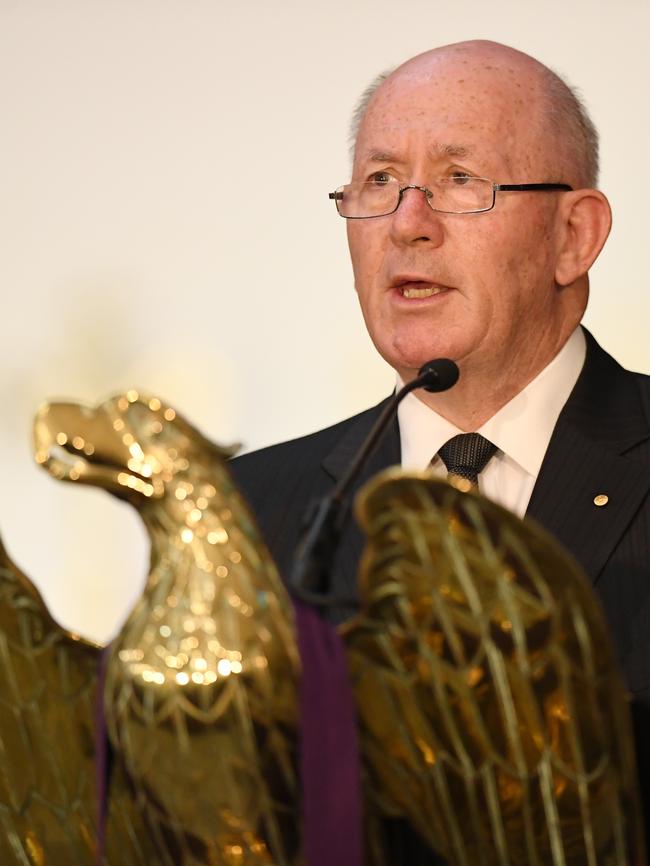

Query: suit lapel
[526,419,650,584]
[526,331,650,585]
[321,396,399,483]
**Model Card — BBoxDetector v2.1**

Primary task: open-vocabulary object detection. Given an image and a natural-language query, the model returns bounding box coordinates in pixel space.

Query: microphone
[290,358,459,605]
[417,358,459,393]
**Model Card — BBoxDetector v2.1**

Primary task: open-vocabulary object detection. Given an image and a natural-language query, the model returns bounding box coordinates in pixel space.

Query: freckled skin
[346,41,607,429]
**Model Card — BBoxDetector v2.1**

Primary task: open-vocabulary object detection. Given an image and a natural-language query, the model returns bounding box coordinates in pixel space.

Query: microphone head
[417,358,459,392]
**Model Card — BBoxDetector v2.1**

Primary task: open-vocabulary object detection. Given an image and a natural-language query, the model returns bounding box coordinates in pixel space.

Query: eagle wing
[0,536,158,865]
[343,471,645,866]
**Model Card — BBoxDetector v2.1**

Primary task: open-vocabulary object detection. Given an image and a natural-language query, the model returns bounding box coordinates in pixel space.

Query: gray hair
[541,68,599,187]
[349,63,599,187]
[348,68,394,159]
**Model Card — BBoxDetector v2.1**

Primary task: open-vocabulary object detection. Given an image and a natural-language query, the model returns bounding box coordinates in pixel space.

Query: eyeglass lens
[335,178,495,217]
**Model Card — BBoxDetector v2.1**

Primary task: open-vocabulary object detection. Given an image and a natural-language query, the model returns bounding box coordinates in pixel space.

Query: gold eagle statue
[0,389,636,866]
[32,391,301,866]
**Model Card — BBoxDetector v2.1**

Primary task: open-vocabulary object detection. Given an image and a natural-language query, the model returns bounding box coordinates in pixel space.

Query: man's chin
[372,324,467,375]
[384,347,460,382]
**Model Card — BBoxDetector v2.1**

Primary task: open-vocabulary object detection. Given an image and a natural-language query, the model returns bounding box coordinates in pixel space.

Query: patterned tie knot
[437,433,497,488]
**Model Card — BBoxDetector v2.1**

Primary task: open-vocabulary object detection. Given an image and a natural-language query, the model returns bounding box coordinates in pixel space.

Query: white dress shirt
[397,327,587,517]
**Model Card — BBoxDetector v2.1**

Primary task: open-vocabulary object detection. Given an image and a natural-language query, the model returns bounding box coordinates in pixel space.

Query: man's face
[347,51,575,383]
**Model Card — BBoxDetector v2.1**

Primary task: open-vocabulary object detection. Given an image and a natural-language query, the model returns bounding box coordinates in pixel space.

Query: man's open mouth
[401,284,449,299]
[393,279,450,299]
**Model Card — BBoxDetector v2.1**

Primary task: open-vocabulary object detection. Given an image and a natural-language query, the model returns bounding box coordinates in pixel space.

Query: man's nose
[389,185,445,247]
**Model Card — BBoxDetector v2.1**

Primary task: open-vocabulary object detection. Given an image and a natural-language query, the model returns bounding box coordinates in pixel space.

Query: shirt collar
[397,327,587,474]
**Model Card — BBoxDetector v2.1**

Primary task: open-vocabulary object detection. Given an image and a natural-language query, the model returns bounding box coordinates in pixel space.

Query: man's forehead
[355,58,547,172]
[362,43,545,130]
[395,40,546,86]
[368,68,535,120]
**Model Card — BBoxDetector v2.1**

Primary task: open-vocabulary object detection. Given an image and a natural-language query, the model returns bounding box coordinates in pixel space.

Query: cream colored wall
[1,0,648,642]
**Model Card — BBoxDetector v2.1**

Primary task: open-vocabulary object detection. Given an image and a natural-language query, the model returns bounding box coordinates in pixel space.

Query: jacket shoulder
[228,400,390,566]
[230,400,388,479]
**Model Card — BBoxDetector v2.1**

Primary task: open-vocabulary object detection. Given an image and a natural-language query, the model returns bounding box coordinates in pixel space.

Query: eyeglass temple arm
[495,183,573,192]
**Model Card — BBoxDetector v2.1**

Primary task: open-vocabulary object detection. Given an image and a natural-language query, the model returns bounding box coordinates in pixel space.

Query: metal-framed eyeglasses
[328,176,573,218]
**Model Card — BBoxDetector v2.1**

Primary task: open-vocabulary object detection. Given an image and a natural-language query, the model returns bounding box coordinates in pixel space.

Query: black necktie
[437,433,497,490]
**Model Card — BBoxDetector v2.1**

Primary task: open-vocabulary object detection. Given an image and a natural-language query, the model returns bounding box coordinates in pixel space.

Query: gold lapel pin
[594,494,609,507]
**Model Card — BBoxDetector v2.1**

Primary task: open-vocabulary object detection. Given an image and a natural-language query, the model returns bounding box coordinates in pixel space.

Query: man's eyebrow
[431,143,473,159]
[366,150,402,163]
[363,144,474,162]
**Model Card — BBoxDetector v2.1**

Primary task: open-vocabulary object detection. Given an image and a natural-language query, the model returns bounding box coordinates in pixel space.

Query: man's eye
[368,172,394,186]
[450,173,473,185]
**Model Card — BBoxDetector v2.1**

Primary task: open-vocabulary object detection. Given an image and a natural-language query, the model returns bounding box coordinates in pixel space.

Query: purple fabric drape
[293,597,363,866]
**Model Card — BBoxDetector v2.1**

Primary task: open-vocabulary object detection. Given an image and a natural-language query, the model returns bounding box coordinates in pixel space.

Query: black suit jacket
[231,331,650,859]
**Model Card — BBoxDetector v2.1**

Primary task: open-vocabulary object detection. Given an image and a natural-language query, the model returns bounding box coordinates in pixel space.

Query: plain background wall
[1,0,648,642]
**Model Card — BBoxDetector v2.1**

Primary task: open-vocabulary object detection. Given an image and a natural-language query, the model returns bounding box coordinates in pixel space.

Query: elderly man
[232,40,650,859]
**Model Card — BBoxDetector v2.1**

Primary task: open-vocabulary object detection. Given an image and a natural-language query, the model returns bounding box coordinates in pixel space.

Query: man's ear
[555,189,612,287]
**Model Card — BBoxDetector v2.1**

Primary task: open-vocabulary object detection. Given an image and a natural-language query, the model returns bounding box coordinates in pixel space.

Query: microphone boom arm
[289,359,459,604]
